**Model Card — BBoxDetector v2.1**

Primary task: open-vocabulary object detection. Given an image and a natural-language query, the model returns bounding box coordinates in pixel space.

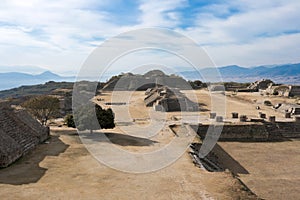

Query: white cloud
[205,33,300,67]
[176,0,300,67]
[181,0,300,44]
[137,0,186,27]
[0,0,300,75]
[0,0,121,73]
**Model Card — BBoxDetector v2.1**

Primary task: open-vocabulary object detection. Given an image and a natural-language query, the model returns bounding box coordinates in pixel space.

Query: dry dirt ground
[219,139,300,200]
[0,90,299,199]
[0,127,256,200]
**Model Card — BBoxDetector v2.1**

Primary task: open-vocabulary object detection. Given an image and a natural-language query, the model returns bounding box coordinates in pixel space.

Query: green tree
[64,114,76,128]
[22,95,60,125]
[96,106,115,129]
[189,80,206,89]
[75,103,115,133]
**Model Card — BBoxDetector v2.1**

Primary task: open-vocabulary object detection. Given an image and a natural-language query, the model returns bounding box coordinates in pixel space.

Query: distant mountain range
[1,63,299,91]
[181,63,300,84]
[0,71,75,91]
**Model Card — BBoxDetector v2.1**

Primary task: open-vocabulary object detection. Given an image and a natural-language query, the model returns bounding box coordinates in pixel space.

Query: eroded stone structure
[102,70,191,91]
[266,84,300,97]
[273,103,300,115]
[0,103,49,167]
[248,79,274,91]
[191,120,300,142]
[144,86,198,112]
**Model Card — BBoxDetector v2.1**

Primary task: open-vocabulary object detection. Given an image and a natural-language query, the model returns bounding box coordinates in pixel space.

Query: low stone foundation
[191,121,300,142]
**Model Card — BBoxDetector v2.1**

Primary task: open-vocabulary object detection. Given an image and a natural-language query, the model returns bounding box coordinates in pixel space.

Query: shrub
[74,103,115,133]
[64,114,76,128]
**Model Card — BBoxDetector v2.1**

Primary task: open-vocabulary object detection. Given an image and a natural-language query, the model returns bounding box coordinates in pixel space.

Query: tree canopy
[64,114,76,128]
[74,103,115,133]
[22,95,60,125]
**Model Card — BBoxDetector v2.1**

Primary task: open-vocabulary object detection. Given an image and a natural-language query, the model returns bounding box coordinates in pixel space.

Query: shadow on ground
[213,143,249,175]
[0,135,69,185]
[81,132,158,146]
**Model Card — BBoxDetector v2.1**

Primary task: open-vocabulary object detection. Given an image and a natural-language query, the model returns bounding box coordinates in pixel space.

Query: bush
[189,80,207,89]
[96,107,115,129]
[64,114,76,128]
[74,103,115,133]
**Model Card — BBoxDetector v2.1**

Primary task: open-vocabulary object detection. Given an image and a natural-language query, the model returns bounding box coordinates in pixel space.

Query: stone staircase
[144,92,160,107]
[0,105,49,167]
[0,109,39,154]
[189,143,224,172]
[0,129,22,168]
[14,109,49,142]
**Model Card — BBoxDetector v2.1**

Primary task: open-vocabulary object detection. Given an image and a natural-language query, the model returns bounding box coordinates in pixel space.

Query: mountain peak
[39,70,56,75]
[36,71,61,79]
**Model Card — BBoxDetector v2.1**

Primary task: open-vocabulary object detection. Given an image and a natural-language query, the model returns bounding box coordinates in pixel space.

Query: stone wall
[0,129,22,168]
[248,79,274,91]
[191,121,300,142]
[192,123,269,141]
[289,85,300,97]
[14,109,49,142]
[0,104,49,167]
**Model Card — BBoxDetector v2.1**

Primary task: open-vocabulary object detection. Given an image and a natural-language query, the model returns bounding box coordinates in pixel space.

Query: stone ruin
[208,85,225,92]
[273,103,300,115]
[0,103,49,168]
[144,86,198,112]
[235,79,300,97]
[265,84,300,97]
[102,70,191,91]
[234,79,274,92]
[247,79,274,91]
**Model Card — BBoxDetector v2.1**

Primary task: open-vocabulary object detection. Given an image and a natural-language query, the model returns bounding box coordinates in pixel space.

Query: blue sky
[0,0,300,75]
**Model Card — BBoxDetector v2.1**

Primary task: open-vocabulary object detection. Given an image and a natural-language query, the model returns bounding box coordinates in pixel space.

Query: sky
[0,0,300,75]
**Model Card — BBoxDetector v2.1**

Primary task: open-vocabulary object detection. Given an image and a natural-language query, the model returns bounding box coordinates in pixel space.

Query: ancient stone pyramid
[102,70,191,91]
[0,103,49,168]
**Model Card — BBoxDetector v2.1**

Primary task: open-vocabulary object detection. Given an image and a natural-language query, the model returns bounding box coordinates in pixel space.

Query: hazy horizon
[0,61,299,77]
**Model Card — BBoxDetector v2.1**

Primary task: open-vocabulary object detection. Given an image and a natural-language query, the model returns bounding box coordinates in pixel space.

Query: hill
[0,71,75,91]
[181,63,300,84]
[102,70,190,91]
[0,81,74,99]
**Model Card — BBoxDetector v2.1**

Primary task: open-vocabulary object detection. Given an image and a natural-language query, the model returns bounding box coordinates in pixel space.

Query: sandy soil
[190,90,300,199]
[1,89,298,199]
[219,140,300,200]
[0,128,256,199]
